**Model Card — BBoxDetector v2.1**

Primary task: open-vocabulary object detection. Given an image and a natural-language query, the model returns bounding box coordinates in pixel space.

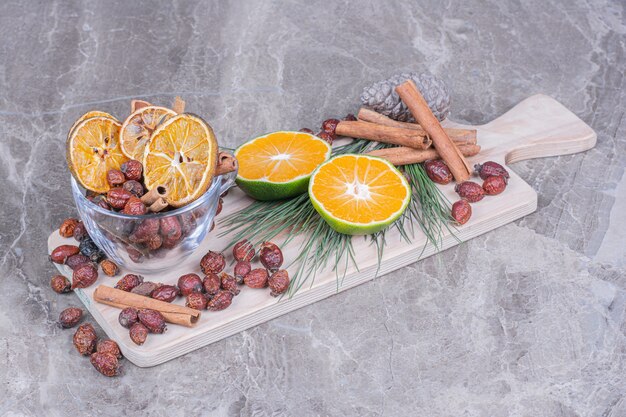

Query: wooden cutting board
[49,94,596,367]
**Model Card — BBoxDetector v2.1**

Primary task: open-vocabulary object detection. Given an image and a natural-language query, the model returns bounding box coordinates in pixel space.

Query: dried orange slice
[143,113,218,207]
[68,111,116,137]
[309,154,410,235]
[120,106,176,160]
[234,131,331,201]
[66,116,129,193]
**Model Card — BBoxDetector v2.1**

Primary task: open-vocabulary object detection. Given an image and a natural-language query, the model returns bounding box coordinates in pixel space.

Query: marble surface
[0,0,624,416]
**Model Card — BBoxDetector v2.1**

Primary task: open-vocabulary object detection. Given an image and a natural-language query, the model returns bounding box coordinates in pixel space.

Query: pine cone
[360,72,451,122]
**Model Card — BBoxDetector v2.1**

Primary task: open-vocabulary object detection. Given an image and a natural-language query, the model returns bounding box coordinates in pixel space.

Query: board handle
[478,94,596,165]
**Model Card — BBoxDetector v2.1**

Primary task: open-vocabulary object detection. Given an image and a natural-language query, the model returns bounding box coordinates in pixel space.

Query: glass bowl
[71,170,236,274]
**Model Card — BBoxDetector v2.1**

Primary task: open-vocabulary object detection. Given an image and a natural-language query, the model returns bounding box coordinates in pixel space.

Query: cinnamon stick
[395,81,472,181]
[148,198,168,213]
[367,144,481,166]
[172,96,186,114]
[335,120,432,149]
[216,151,238,176]
[357,107,477,145]
[141,185,168,205]
[93,285,201,327]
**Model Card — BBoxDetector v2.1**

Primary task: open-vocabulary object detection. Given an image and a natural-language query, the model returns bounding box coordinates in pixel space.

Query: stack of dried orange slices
[66,98,219,208]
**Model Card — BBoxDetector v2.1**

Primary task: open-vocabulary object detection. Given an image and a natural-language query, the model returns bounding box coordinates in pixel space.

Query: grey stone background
[0,1,624,416]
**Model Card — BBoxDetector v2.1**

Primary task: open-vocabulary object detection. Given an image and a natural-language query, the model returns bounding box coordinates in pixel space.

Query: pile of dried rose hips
[91,160,149,215]
[56,306,124,377]
[423,159,510,225]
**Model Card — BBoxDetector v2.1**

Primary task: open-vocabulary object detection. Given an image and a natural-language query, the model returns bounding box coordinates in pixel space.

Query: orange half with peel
[143,113,218,208]
[120,106,176,160]
[309,154,410,235]
[66,115,129,193]
[234,131,332,201]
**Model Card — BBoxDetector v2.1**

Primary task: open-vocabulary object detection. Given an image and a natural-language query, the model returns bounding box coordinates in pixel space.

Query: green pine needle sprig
[219,139,455,296]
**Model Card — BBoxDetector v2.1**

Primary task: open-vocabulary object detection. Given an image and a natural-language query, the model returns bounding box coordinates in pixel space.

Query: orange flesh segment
[237,132,330,182]
[69,117,128,193]
[311,155,409,224]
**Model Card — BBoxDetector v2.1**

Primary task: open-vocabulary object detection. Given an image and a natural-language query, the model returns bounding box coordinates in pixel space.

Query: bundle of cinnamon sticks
[336,81,478,182]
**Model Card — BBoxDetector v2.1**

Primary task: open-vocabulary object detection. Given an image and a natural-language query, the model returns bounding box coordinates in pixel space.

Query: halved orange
[309,154,410,235]
[234,131,332,201]
[143,113,218,207]
[120,106,176,160]
[66,116,129,193]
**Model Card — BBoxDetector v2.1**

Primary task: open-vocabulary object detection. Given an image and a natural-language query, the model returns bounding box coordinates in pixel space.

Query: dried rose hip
[99,259,119,277]
[233,239,255,262]
[179,213,196,235]
[207,290,233,311]
[73,222,88,241]
[90,352,120,377]
[220,272,240,296]
[259,242,283,272]
[122,197,147,216]
[146,234,163,251]
[424,160,453,185]
[203,273,221,296]
[115,274,143,292]
[138,309,167,334]
[482,175,508,195]
[59,307,83,328]
[73,323,97,355]
[343,113,357,121]
[216,198,223,216]
[129,322,148,345]
[475,161,509,180]
[97,339,122,358]
[160,217,182,240]
[122,180,144,197]
[106,169,126,187]
[121,160,143,181]
[178,273,203,296]
[321,118,340,137]
[127,247,143,263]
[186,292,208,310]
[50,275,71,294]
[130,218,160,243]
[151,285,178,302]
[130,282,160,297]
[118,307,139,329]
[72,263,98,289]
[50,245,80,264]
[299,128,314,134]
[200,251,226,275]
[244,268,269,289]
[59,218,79,238]
[65,254,91,270]
[106,187,133,210]
[451,199,472,225]
[234,261,251,284]
[317,131,334,144]
[455,181,485,203]
[268,270,290,297]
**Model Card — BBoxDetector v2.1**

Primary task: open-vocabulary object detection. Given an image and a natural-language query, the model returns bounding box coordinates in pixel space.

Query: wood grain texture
[49,94,596,367]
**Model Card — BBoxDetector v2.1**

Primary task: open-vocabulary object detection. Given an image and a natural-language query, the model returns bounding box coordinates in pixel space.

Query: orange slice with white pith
[234,131,332,201]
[66,115,129,193]
[120,106,176,160]
[143,113,218,207]
[309,154,410,235]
